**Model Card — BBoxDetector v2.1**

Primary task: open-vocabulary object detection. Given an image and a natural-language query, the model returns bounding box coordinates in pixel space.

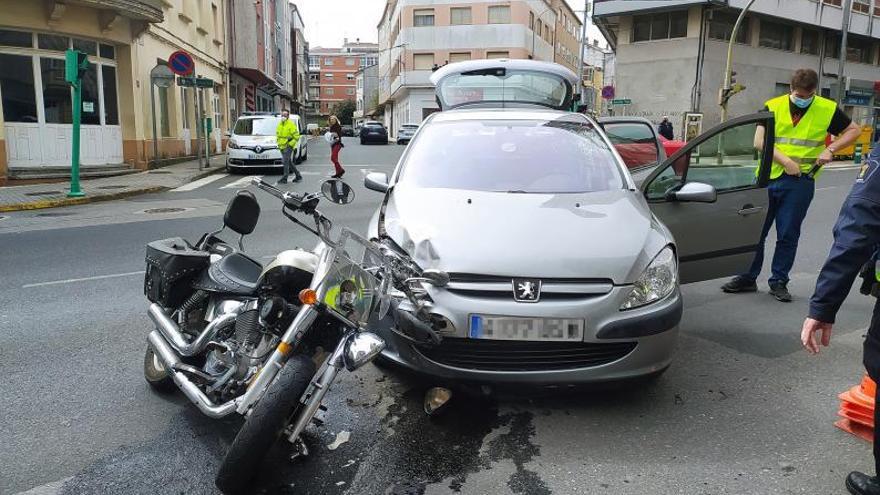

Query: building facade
[594,0,880,134]
[582,38,614,114]
[0,0,235,183]
[376,0,561,137]
[551,0,583,74]
[308,40,379,123]
[290,3,309,118]
[354,63,380,127]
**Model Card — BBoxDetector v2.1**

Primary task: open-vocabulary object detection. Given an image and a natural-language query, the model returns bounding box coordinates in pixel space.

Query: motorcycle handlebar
[251,177,304,209]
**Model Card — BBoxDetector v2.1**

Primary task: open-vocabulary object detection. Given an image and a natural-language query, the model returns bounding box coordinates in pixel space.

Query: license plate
[248,153,260,159]
[469,315,584,341]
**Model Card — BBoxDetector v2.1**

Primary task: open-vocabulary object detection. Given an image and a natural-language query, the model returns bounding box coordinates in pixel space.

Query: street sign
[177,76,215,88]
[611,98,631,105]
[168,50,195,76]
[601,85,615,100]
[150,64,175,88]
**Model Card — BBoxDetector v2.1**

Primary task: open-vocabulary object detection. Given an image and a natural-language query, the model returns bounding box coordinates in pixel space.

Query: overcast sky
[294,0,605,49]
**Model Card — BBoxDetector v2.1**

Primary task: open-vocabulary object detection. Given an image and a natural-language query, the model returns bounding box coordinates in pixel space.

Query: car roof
[428,107,582,124]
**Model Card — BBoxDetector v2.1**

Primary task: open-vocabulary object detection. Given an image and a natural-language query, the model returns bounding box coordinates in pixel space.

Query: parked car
[307,123,319,135]
[396,123,419,145]
[360,121,388,145]
[363,59,775,385]
[341,125,355,137]
[226,113,307,173]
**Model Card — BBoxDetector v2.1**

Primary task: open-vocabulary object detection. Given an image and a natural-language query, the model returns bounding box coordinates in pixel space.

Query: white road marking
[220,175,261,189]
[15,477,72,495]
[816,186,837,191]
[171,174,228,192]
[23,271,145,288]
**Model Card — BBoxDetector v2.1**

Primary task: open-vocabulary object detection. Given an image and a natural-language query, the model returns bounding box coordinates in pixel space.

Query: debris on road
[327,430,351,450]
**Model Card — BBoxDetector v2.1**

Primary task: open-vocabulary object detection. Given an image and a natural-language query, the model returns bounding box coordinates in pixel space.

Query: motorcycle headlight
[620,246,677,310]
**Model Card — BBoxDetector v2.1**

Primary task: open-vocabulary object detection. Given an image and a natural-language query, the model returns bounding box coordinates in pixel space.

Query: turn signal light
[299,288,318,306]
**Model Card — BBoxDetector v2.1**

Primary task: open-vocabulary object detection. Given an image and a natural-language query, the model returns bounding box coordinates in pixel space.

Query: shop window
[633,11,688,42]
[759,19,794,51]
[158,85,170,137]
[102,65,120,125]
[451,7,472,25]
[488,6,510,24]
[801,29,819,55]
[0,54,37,122]
[708,11,750,44]
[99,43,116,59]
[72,38,97,56]
[41,58,73,124]
[414,9,435,27]
[0,29,32,48]
[414,53,434,70]
[38,34,69,51]
[80,64,100,125]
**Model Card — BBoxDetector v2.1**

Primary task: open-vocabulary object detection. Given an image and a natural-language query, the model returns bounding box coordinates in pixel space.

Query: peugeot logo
[512,278,541,303]
[254,145,262,154]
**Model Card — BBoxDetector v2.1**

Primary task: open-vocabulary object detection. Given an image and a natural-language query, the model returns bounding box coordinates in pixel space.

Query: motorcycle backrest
[224,190,260,236]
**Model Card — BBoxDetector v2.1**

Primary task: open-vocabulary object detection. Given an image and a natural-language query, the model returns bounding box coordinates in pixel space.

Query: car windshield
[233,117,281,136]
[437,69,571,109]
[401,124,418,129]
[365,122,383,127]
[399,117,624,193]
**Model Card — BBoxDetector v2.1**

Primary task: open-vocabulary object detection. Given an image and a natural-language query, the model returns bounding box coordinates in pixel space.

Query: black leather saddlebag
[144,238,210,308]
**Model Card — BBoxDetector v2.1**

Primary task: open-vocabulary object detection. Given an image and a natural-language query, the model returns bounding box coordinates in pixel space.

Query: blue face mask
[790,94,814,109]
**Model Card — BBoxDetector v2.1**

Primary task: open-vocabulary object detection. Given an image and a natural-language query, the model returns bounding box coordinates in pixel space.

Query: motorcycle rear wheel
[215,354,316,494]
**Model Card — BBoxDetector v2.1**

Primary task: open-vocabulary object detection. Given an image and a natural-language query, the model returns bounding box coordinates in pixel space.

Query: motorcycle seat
[199,252,263,295]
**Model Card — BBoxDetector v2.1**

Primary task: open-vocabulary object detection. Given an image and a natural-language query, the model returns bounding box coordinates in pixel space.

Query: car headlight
[620,246,677,310]
[228,140,240,149]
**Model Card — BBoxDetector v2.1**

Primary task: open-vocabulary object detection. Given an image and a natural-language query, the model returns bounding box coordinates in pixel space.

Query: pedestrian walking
[722,68,861,302]
[801,146,880,495]
[328,115,346,179]
[658,116,674,140]
[275,109,302,185]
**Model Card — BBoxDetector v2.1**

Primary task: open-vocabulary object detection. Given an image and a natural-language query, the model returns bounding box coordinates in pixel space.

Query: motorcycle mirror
[421,269,450,287]
[321,179,356,205]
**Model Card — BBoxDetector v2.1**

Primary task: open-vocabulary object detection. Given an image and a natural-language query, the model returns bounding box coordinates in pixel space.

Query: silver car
[364,59,774,385]
[396,123,419,145]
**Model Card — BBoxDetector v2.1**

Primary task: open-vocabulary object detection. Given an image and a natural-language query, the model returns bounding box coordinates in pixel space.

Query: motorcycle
[141,178,445,493]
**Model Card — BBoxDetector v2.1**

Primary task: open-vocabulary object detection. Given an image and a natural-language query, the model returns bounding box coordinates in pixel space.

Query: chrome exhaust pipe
[148,303,237,357]
[148,330,238,418]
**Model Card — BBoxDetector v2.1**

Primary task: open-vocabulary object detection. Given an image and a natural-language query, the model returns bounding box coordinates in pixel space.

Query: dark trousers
[864,300,880,475]
[280,147,301,181]
[744,174,816,284]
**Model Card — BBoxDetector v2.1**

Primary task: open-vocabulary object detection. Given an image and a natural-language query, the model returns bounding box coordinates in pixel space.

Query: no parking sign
[168,50,194,76]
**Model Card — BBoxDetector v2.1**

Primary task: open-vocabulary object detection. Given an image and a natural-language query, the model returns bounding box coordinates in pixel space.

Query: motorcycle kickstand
[287,432,309,462]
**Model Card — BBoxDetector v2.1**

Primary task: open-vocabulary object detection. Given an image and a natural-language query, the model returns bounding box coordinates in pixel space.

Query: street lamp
[719,0,756,123]
[532,7,554,60]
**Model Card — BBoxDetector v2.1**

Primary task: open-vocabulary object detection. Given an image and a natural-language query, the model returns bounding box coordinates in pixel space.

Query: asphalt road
[1,139,876,495]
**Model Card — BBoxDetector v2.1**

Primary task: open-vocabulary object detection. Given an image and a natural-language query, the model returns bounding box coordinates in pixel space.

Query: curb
[0,167,223,213]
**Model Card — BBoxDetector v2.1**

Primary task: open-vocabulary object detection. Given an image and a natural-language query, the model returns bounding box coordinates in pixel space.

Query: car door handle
[738,205,765,216]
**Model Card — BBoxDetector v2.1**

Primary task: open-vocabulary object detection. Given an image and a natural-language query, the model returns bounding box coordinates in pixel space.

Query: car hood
[383,186,656,284]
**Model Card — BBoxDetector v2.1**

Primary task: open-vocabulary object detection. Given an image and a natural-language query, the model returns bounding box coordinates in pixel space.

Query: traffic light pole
[68,79,84,197]
[720,0,756,124]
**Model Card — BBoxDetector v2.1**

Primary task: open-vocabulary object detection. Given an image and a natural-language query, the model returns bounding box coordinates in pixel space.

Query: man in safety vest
[722,68,861,302]
[276,109,302,185]
[801,148,880,495]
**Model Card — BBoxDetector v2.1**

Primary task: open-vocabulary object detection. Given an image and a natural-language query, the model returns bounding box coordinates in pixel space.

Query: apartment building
[376,0,563,136]
[551,0,584,74]
[290,4,309,118]
[0,0,232,183]
[308,39,379,122]
[354,63,381,127]
[594,0,880,132]
[582,38,614,114]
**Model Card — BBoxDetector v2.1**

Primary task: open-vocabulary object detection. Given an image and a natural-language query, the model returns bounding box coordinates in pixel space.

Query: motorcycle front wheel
[215,354,316,494]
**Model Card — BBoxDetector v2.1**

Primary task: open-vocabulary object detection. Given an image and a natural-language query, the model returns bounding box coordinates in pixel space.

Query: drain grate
[97,185,127,190]
[36,211,77,217]
[147,170,172,174]
[24,190,62,197]
[141,207,187,214]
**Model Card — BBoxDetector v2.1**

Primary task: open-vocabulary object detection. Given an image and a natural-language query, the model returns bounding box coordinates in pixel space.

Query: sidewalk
[0,156,224,212]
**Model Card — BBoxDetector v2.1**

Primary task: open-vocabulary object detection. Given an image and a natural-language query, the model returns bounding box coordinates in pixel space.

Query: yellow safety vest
[276,119,300,151]
[766,94,836,180]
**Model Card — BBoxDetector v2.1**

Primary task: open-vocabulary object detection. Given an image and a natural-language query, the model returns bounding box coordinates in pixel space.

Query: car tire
[215,354,316,494]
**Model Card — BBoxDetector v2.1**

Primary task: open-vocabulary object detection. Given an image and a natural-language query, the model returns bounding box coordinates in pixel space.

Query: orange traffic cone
[835,374,876,442]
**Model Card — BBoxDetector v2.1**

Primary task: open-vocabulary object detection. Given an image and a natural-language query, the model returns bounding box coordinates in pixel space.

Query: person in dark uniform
[658,116,675,140]
[802,146,880,495]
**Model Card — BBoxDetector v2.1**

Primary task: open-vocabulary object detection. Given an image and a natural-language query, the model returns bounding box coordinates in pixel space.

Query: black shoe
[721,276,757,293]
[275,179,288,185]
[768,282,792,302]
[846,472,880,495]
[331,170,346,179]
[292,177,303,183]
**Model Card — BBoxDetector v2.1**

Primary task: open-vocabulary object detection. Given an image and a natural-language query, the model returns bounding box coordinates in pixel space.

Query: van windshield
[233,117,281,136]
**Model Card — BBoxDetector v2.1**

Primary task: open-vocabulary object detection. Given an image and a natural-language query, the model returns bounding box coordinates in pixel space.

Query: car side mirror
[667,181,717,203]
[364,172,389,193]
[321,179,356,204]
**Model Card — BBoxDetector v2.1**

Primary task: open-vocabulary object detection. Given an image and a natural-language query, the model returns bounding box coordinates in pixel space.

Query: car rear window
[602,122,661,169]
[399,117,624,193]
[233,117,281,136]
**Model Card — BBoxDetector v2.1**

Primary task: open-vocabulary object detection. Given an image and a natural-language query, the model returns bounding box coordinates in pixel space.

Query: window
[826,33,841,59]
[101,65,119,125]
[536,20,543,37]
[529,11,535,30]
[347,73,355,80]
[0,29,32,48]
[823,0,842,5]
[414,53,434,70]
[38,34,68,51]
[325,72,334,79]
[708,11,750,44]
[324,58,333,65]
[847,36,875,64]
[603,122,661,169]
[180,87,190,129]
[72,38,97,56]
[544,24,550,40]
[801,29,819,55]
[325,87,334,95]
[488,5,511,24]
[0,54,37,122]
[346,88,355,95]
[633,11,688,42]
[486,51,509,59]
[99,43,115,59]
[451,7,472,25]
[157,85,170,137]
[346,58,355,66]
[309,73,319,81]
[854,0,870,14]
[449,52,471,63]
[309,55,320,67]
[414,9,435,26]
[759,19,794,51]
[41,58,72,124]
[309,87,320,98]
[398,118,623,193]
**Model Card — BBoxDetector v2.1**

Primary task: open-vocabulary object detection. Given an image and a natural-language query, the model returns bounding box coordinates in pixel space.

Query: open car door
[642,112,774,283]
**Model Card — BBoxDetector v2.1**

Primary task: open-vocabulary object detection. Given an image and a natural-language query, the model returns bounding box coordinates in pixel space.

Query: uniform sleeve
[827,107,853,136]
[809,155,880,323]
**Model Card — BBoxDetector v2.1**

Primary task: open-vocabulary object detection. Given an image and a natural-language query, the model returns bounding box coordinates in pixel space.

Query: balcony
[67,0,164,22]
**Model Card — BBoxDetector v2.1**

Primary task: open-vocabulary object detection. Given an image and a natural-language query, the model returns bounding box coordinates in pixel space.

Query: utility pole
[577,0,589,105]
[837,0,853,105]
[719,0,756,123]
